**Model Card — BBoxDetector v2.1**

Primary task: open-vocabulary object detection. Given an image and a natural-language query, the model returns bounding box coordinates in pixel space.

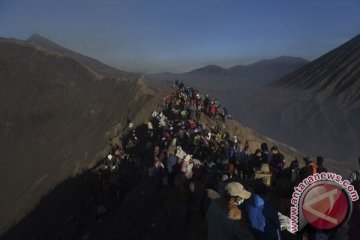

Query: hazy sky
[1,0,360,73]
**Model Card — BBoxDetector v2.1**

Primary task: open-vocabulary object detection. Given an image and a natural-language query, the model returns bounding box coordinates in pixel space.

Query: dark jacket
[269,153,285,171]
[206,199,255,240]
[317,166,328,173]
[300,162,318,180]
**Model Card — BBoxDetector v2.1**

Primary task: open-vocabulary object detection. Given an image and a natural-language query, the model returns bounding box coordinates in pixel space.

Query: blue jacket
[245,194,281,240]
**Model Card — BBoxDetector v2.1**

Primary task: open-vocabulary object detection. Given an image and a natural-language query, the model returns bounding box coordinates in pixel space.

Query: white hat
[128,123,134,128]
[107,154,113,160]
[226,182,251,199]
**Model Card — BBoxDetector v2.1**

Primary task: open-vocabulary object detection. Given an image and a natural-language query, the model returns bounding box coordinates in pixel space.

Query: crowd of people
[101,82,359,240]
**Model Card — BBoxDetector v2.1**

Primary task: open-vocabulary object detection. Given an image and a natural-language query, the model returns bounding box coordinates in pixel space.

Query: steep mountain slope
[272,35,360,109]
[0,38,162,234]
[232,34,360,164]
[148,56,309,89]
[27,34,134,80]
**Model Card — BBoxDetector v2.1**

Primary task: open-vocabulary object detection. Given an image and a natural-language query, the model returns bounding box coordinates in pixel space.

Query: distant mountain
[27,34,134,80]
[271,36,360,109]
[228,56,309,76]
[186,64,227,75]
[232,34,360,163]
[0,37,162,234]
[148,56,309,89]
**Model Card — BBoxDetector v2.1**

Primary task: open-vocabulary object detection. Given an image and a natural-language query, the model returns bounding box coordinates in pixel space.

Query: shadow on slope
[0,38,163,234]
[1,155,206,240]
[2,162,105,240]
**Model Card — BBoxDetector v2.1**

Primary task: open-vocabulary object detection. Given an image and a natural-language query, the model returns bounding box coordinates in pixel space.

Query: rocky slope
[230,34,360,167]
[0,37,163,234]
[27,34,134,80]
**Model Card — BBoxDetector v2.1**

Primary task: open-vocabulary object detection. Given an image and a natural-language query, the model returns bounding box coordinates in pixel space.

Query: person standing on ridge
[316,156,328,173]
[269,146,285,172]
[299,157,318,180]
[206,182,255,240]
[245,183,281,240]
[260,143,271,164]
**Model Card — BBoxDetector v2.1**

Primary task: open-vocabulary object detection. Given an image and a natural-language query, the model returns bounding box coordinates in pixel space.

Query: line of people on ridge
[104,82,290,239]
[101,82,357,240]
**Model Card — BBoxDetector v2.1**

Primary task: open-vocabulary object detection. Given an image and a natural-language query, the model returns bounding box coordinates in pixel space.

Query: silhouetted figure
[260,143,270,164]
[269,146,285,172]
[299,157,318,180]
[245,183,281,240]
[316,156,328,173]
[206,182,255,240]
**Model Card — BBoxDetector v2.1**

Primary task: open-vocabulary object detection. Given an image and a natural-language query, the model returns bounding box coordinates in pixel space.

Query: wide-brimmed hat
[226,182,251,199]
